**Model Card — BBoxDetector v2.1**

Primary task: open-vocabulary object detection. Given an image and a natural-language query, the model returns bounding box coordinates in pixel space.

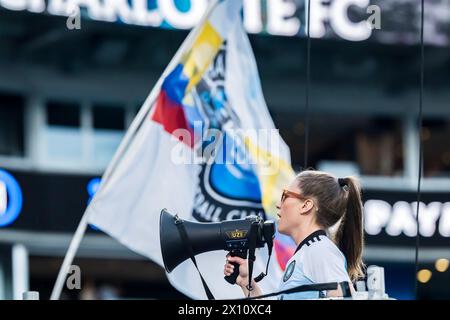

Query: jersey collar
[294,230,327,254]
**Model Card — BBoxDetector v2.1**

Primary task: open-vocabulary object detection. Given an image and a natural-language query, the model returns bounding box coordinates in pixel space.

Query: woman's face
[276,181,304,236]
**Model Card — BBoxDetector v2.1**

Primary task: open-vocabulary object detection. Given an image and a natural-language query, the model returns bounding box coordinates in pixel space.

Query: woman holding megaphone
[224,170,364,299]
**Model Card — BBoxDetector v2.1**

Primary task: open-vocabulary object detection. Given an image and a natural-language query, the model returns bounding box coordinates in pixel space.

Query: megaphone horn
[159,209,223,273]
[159,208,276,289]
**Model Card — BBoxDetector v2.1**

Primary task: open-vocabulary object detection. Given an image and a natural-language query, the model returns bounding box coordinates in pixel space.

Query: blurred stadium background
[0,0,449,300]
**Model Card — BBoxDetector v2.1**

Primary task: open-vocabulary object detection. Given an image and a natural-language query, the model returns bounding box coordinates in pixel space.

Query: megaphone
[159,209,275,285]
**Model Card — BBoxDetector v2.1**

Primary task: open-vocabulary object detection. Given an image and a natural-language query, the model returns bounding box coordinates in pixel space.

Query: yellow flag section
[183,22,223,92]
[245,136,296,218]
[179,0,241,94]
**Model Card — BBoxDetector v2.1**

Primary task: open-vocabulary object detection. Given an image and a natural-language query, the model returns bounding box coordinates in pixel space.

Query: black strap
[254,253,271,283]
[243,281,352,300]
[174,215,215,300]
[339,281,352,298]
[246,222,258,295]
[254,222,275,283]
[243,282,339,300]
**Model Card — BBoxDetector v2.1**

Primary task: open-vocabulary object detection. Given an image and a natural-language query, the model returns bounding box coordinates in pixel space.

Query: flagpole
[50,0,221,300]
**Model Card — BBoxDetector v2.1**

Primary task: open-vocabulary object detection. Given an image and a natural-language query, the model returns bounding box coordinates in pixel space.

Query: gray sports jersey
[278,230,351,300]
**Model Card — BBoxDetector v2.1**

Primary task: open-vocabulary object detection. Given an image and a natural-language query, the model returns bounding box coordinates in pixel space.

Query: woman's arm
[239,279,263,298]
[224,256,263,298]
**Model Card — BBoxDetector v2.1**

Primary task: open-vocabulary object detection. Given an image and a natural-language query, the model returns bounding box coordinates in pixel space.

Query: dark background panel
[1,170,449,248]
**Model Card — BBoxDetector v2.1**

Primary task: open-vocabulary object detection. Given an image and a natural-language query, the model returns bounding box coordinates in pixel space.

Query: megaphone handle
[224,250,247,285]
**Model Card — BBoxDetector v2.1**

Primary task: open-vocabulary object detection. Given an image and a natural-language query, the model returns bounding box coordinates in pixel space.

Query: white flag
[88,0,296,300]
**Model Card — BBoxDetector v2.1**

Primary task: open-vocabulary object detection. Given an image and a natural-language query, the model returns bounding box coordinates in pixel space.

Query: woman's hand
[224,254,263,298]
[223,255,249,288]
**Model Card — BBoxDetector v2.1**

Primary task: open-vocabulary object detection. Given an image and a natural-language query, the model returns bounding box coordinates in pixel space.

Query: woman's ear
[300,199,315,215]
